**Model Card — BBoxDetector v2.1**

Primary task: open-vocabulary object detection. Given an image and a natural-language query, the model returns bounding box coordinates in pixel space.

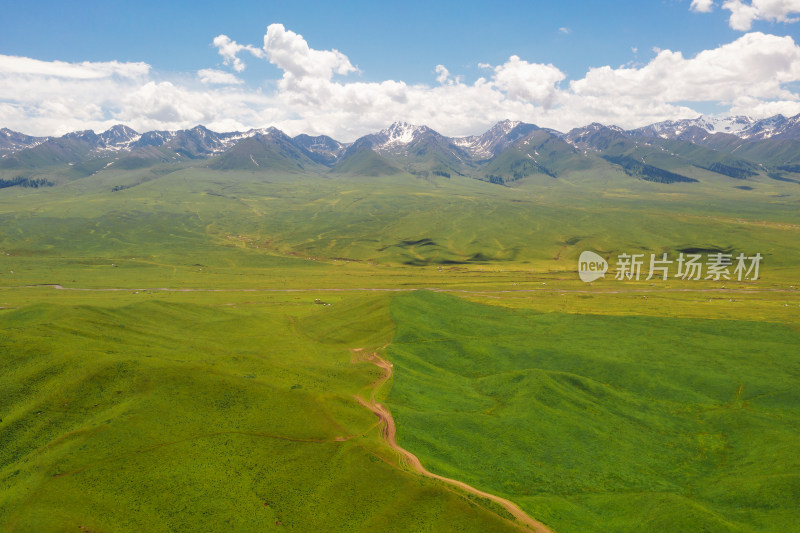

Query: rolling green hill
[482,130,595,182]
[386,290,800,533]
[0,294,521,532]
[330,146,402,176]
[208,132,320,173]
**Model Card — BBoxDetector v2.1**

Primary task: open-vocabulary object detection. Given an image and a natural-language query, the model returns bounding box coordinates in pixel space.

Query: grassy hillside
[386,291,800,532]
[0,292,525,532]
[481,130,593,182]
[208,135,320,173]
[330,147,402,176]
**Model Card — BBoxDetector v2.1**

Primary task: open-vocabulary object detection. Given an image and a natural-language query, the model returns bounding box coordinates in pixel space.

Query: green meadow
[1,165,799,531]
[0,291,525,532]
[387,291,800,532]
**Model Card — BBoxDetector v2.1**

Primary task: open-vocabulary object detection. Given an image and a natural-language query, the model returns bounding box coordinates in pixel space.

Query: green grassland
[1,163,799,531]
[0,291,524,532]
[386,291,800,532]
[2,165,800,286]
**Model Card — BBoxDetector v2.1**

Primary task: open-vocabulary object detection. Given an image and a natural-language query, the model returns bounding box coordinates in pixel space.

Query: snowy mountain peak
[99,125,141,149]
[379,121,430,147]
[134,130,177,148]
[189,125,212,135]
[103,124,139,137]
[263,126,286,137]
[245,127,273,136]
[494,119,521,134]
[451,120,540,160]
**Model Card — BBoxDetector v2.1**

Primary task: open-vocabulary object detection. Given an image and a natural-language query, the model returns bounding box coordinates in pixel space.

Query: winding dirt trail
[352,348,552,533]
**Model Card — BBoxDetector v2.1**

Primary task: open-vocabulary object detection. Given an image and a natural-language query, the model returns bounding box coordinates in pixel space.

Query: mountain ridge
[5,112,800,158]
[2,113,800,187]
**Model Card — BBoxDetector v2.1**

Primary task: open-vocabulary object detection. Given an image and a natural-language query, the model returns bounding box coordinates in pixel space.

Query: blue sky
[1,0,799,139]
[0,1,756,81]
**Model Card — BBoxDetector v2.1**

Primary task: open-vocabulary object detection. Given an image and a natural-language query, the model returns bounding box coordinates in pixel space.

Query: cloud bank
[691,0,800,30]
[1,24,800,140]
[725,0,800,30]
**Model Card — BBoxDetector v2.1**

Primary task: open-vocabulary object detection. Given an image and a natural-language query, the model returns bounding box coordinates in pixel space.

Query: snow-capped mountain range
[3,113,799,161]
[0,124,281,158]
[632,114,800,142]
[2,113,800,186]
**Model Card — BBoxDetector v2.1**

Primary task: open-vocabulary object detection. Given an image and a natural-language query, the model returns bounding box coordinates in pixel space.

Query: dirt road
[352,348,552,533]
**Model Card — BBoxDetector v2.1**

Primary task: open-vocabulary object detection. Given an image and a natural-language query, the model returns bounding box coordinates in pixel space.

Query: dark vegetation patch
[402,238,437,247]
[0,177,53,189]
[404,258,467,266]
[602,155,697,183]
[378,238,441,254]
[468,252,492,262]
[401,252,501,266]
[491,160,558,183]
[693,162,757,180]
[767,172,800,183]
[675,246,735,254]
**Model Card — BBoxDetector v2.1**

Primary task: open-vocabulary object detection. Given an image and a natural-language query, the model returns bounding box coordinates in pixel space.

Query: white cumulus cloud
[691,0,716,13]
[212,34,265,72]
[0,54,149,80]
[435,64,451,85]
[262,23,357,93]
[197,68,243,85]
[707,0,800,30]
[2,27,800,140]
[571,32,800,103]
[491,55,565,106]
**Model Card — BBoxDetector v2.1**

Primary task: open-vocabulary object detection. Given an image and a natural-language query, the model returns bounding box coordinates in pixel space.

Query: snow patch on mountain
[374,122,430,151]
[637,114,800,141]
[0,128,49,154]
[701,115,754,135]
[453,119,529,160]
